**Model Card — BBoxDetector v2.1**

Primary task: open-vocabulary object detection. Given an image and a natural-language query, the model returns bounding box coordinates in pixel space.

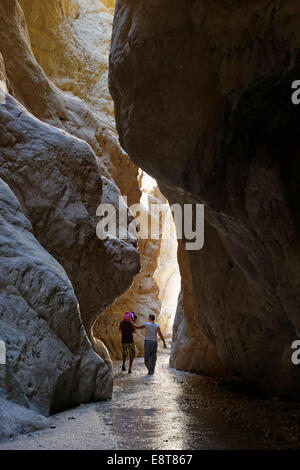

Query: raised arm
[158,327,167,348]
[129,319,145,330]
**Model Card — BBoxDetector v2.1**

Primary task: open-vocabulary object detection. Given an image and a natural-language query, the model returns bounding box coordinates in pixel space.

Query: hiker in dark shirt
[119,313,137,374]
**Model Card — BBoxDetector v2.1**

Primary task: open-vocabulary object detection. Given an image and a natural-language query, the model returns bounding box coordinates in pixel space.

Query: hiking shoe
[122,365,126,372]
[128,370,132,374]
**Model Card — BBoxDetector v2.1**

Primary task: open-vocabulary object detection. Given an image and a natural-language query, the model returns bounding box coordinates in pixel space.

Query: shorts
[122,343,136,359]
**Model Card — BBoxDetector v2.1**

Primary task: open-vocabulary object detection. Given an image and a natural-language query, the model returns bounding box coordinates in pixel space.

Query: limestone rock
[19,0,140,206]
[0,0,140,337]
[0,397,48,442]
[19,0,113,125]
[161,184,230,376]
[0,53,7,92]
[93,174,180,358]
[0,179,111,430]
[110,0,300,397]
[91,337,113,372]
[170,242,230,377]
[0,1,142,439]
[0,91,140,337]
[16,0,181,363]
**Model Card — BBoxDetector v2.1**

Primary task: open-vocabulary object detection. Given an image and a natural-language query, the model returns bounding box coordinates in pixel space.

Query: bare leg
[128,358,133,373]
[122,355,126,371]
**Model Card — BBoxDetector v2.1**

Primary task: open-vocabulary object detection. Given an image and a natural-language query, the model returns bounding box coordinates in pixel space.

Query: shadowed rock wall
[109,0,300,397]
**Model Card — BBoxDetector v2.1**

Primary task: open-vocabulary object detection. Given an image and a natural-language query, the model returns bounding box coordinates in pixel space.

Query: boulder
[0,90,140,337]
[0,178,111,435]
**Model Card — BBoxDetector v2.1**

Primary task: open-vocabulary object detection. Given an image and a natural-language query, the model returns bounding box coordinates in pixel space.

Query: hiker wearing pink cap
[119,312,137,373]
[123,312,134,321]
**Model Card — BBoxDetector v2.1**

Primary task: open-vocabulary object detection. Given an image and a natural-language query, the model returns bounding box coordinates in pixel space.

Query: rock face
[0,91,139,338]
[170,241,230,377]
[0,0,140,439]
[0,179,111,439]
[0,0,140,336]
[110,0,300,397]
[17,0,181,362]
[93,174,180,359]
[19,0,114,125]
[19,0,140,206]
[161,185,230,377]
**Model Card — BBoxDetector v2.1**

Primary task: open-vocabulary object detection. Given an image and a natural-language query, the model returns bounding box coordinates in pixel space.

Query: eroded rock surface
[0,0,140,336]
[170,242,230,377]
[0,91,140,337]
[17,0,181,362]
[0,0,141,439]
[0,179,112,439]
[110,0,300,397]
[19,0,140,206]
[93,176,180,359]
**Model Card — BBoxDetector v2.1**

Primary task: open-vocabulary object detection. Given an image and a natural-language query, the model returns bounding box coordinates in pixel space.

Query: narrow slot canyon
[1,0,300,452]
[92,170,181,365]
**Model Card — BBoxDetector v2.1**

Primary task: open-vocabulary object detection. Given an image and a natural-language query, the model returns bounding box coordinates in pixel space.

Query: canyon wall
[19,0,140,205]
[18,0,180,360]
[0,0,182,439]
[0,0,140,438]
[93,174,180,358]
[110,0,300,397]
[0,0,141,336]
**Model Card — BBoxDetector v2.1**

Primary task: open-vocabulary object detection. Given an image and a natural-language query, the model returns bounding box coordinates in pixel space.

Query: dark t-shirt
[120,320,134,344]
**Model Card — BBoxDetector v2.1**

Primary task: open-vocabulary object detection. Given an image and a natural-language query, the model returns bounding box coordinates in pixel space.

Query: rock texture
[19,0,140,206]
[0,179,111,438]
[0,0,140,337]
[17,0,181,362]
[171,241,230,377]
[110,0,300,397]
[0,397,48,442]
[0,90,139,338]
[162,185,231,377]
[0,0,141,439]
[19,0,115,124]
[93,174,180,358]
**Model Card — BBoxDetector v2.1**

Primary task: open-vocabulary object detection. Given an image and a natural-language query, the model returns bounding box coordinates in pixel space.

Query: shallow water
[0,349,270,450]
[101,350,269,450]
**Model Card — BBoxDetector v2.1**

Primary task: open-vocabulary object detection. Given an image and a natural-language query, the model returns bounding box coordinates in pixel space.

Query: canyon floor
[1,347,300,450]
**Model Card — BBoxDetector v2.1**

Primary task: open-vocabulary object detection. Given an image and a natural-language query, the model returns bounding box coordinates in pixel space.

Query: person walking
[119,312,137,373]
[131,314,167,375]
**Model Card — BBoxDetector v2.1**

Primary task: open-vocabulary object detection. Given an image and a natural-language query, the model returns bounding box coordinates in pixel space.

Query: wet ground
[3,347,296,450]
[105,351,269,450]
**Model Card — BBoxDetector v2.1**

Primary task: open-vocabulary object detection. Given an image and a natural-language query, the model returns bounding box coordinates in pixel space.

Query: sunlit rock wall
[19,0,140,206]
[0,0,140,438]
[19,0,181,362]
[0,0,140,337]
[93,173,180,359]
